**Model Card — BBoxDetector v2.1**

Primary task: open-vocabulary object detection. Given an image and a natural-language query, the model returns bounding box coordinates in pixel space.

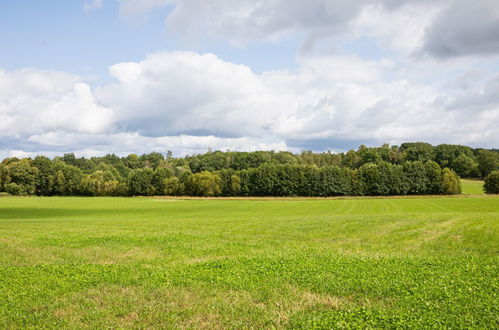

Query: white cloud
[422,0,499,58]
[1,53,499,158]
[26,131,290,156]
[352,3,442,54]
[0,68,114,137]
[96,52,289,137]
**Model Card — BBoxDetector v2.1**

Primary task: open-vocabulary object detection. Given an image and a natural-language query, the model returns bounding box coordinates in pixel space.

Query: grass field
[461,179,485,194]
[0,196,498,328]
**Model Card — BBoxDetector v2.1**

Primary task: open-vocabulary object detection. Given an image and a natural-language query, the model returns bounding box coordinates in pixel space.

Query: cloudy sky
[1,0,499,158]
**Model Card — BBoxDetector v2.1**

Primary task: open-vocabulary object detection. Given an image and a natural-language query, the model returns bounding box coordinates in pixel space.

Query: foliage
[401,142,435,162]
[79,171,122,196]
[2,159,39,195]
[0,142,494,196]
[185,171,222,196]
[451,153,479,178]
[441,168,461,194]
[4,182,24,195]
[127,168,155,196]
[484,170,499,194]
[477,150,499,178]
[162,176,183,195]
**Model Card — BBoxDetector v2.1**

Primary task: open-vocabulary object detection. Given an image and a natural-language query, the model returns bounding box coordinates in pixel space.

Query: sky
[1,0,499,158]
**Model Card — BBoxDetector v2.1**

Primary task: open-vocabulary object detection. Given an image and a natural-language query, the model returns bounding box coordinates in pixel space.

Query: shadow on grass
[0,207,143,220]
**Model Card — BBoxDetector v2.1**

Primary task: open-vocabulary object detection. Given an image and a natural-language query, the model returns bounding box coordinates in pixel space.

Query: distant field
[0,196,498,328]
[461,179,485,194]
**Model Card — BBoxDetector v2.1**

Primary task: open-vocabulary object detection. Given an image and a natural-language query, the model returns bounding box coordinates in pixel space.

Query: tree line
[1,142,498,197]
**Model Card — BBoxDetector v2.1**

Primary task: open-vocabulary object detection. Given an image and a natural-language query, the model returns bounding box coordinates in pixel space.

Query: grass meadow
[461,179,485,195]
[0,195,498,328]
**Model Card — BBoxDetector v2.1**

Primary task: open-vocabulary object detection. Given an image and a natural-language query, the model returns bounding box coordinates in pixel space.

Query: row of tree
[0,157,462,196]
[0,142,497,197]
[183,143,498,178]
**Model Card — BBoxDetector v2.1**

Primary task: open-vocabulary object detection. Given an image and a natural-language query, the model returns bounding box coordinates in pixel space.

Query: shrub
[162,177,182,195]
[185,171,222,196]
[442,168,461,194]
[4,183,24,196]
[483,170,499,194]
[127,168,155,196]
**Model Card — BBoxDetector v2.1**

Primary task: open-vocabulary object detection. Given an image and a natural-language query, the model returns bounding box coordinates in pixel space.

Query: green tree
[425,160,444,194]
[151,167,173,193]
[162,176,183,195]
[342,150,362,169]
[441,168,461,194]
[230,175,241,195]
[477,150,499,178]
[4,159,39,195]
[401,142,435,162]
[483,170,499,194]
[451,154,479,178]
[403,161,429,194]
[0,163,8,191]
[80,171,120,196]
[272,152,298,165]
[4,183,24,196]
[48,162,83,195]
[357,145,382,165]
[127,168,155,196]
[125,154,142,169]
[33,156,55,195]
[141,152,165,169]
[357,162,395,196]
[435,144,474,168]
[185,171,222,196]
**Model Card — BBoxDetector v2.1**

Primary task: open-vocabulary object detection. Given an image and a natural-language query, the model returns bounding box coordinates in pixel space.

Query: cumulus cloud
[352,3,441,54]
[0,68,114,137]
[1,49,498,159]
[422,0,499,58]
[95,52,290,137]
[103,0,499,59]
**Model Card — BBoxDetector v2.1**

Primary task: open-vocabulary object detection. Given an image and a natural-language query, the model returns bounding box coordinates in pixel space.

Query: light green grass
[461,179,485,194]
[0,196,498,328]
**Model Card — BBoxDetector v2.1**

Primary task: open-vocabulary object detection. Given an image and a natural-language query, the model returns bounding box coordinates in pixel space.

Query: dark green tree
[484,170,499,194]
[477,150,499,178]
[127,168,155,196]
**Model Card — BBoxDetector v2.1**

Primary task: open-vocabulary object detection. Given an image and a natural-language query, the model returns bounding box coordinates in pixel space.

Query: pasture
[461,179,485,195]
[0,196,498,328]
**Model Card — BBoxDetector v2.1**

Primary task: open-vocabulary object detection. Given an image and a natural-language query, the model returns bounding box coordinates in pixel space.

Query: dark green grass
[0,196,498,328]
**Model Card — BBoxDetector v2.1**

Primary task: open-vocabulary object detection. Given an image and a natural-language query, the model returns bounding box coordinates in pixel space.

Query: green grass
[0,196,498,328]
[461,179,485,194]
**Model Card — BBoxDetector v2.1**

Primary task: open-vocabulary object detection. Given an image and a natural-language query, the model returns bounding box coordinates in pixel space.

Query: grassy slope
[0,196,497,328]
[461,179,485,194]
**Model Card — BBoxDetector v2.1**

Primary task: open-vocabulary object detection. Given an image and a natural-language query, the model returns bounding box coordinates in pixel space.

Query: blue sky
[0,1,300,78]
[0,0,498,158]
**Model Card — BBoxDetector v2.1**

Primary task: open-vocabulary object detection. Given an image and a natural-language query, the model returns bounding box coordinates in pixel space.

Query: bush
[403,161,429,194]
[79,171,121,196]
[127,168,155,196]
[4,183,24,196]
[442,168,461,194]
[162,177,183,195]
[483,170,499,194]
[185,171,222,196]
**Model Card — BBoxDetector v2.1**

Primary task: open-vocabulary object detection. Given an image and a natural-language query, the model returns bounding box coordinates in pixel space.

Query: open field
[461,179,485,195]
[0,196,498,328]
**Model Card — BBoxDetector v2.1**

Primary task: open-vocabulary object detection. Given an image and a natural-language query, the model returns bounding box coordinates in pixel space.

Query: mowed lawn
[461,179,485,195]
[0,197,498,328]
